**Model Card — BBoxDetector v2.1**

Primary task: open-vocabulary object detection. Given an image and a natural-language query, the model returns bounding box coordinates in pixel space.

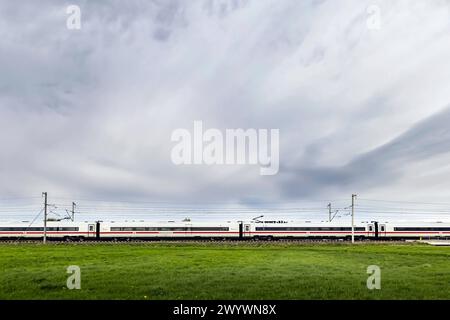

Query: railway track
[0,239,416,245]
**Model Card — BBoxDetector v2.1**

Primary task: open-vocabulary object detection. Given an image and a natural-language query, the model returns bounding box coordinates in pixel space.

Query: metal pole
[42,192,47,244]
[328,203,331,222]
[351,194,356,243]
[72,202,76,221]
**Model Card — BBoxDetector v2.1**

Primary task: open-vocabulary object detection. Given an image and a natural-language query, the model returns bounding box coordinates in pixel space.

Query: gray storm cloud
[1,0,450,207]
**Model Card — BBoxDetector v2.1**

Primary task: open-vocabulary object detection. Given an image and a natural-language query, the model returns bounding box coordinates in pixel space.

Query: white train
[0,219,449,240]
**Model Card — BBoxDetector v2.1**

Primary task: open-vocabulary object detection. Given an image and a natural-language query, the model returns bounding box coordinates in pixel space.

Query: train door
[379,224,386,237]
[87,224,96,238]
[368,223,375,238]
[244,224,251,237]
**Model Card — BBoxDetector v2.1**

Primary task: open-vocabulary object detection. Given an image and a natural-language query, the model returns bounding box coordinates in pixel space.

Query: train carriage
[248,220,369,239]
[0,221,92,239]
[98,220,239,239]
[375,221,450,239]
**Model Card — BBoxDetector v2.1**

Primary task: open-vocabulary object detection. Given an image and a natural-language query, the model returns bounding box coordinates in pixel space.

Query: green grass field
[0,242,448,300]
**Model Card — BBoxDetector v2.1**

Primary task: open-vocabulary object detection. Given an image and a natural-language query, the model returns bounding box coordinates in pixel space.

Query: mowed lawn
[0,242,448,300]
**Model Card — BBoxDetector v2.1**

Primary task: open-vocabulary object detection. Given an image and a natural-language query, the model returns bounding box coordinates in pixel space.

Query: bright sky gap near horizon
[2,1,450,223]
[1,196,450,223]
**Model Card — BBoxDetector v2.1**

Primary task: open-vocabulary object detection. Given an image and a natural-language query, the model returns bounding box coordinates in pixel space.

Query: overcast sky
[1,0,450,221]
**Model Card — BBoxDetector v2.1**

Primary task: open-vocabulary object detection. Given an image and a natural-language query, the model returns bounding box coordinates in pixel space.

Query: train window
[89,225,94,231]
[60,227,79,231]
[245,225,250,231]
[191,227,229,231]
[255,227,366,232]
[380,226,385,232]
[159,227,184,231]
[168,227,188,231]
[110,227,132,231]
[0,227,79,231]
[369,226,373,231]
[110,227,231,232]
[394,227,450,231]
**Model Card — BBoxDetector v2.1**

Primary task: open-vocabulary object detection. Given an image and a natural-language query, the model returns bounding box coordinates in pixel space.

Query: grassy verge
[0,242,448,299]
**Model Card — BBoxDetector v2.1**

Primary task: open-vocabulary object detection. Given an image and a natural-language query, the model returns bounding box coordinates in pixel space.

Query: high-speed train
[0,219,449,240]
